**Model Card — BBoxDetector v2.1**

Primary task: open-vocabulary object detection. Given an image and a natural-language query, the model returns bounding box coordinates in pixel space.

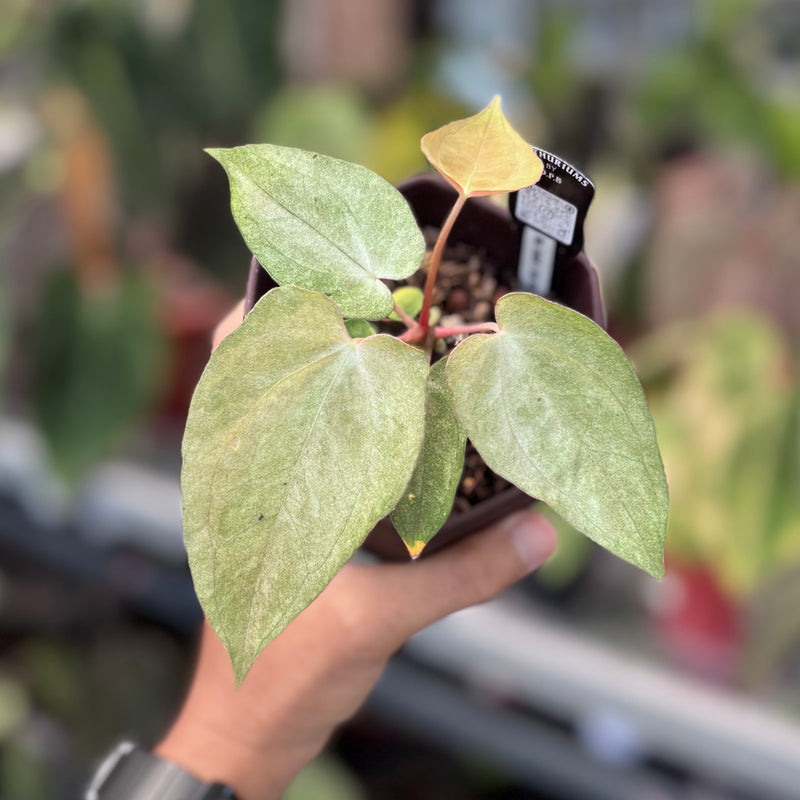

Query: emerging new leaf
[182,286,429,682]
[207,145,425,319]
[389,285,425,322]
[421,96,544,198]
[446,293,668,577]
[391,359,467,556]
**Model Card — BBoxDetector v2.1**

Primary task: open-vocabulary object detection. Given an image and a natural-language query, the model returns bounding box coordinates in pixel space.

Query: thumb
[211,299,245,351]
[378,509,557,642]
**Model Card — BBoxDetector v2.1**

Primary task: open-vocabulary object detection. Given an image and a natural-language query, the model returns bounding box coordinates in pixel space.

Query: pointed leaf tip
[406,540,426,559]
[421,97,544,197]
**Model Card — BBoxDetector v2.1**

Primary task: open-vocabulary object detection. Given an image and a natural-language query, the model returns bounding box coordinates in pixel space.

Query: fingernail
[508,512,557,571]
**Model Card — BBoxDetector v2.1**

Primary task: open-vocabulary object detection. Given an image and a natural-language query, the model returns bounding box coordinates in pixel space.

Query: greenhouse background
[1,0,800,797]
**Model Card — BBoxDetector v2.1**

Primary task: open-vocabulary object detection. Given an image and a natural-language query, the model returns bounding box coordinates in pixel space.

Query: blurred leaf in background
[253,82,470,186]
[30,271,165,482]
[253,84,373,163]
[525,2,601,166]
[530,503,593,593]
[744,396,800,686]
[632,0,800,177]
[284,754,366,800]
[636,312,799,596]
[365,87,468,184]
[45,0,283,215]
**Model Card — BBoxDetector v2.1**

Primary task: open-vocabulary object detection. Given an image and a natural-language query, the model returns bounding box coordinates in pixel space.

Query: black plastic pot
[244,173,606,561]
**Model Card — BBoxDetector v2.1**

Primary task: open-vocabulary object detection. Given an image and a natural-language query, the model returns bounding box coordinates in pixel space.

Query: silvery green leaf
[391,358,466,556]
[182,286,428,682]
[446,292,668,577]
[207,145,425,319]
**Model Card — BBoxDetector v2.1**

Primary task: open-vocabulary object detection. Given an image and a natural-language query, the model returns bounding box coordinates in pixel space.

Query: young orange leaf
[421,96,544,198]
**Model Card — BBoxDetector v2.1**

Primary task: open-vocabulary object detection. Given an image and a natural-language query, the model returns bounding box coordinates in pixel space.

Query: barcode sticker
[514,184,578,246]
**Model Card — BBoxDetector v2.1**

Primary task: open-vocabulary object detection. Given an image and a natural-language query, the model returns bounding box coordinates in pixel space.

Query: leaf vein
[241,169,370,276]
[240,348,355,656]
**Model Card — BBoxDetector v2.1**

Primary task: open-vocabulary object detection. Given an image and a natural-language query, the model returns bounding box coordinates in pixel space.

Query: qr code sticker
[515,185,577,246]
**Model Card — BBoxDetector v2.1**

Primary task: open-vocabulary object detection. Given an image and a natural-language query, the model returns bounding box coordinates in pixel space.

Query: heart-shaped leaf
[182,286,429,682]
[446,293,668,577]
[421,96,544,198]
[391,358,467,556]
[207,145,425,319]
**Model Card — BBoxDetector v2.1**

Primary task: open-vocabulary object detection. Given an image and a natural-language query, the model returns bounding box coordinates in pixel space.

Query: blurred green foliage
[284,754,366,800]
[255,83,469,184]
[635,313,800,596]
[254,84,373,164]
[42,0,283,214]
[633,0,800,177]
[31,272,166,481]
[531,503,593,592]
[0,629,189,800]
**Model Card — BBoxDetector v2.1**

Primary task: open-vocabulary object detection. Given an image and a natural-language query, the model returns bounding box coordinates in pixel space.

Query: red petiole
[399,192,499,353]
[392,301,418,330]
[434,321,499,338]
[418,193,467,339]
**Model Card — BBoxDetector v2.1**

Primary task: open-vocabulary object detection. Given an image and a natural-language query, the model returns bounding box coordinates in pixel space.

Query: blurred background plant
[1,0,799,797]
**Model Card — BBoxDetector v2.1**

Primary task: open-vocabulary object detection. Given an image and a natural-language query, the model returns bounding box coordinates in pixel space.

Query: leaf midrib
[234,162,373,278]
[242,345,356,658]
[463,109,494,196]
[503,330,657,549]
[204,342,349,635]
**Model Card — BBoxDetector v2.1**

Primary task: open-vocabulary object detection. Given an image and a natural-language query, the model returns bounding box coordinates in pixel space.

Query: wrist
[154,711,281,800]
[152,621,335,799]
[86,741,240,800]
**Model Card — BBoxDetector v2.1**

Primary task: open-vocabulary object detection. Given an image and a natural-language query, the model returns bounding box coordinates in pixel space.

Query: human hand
[154,302,557,800]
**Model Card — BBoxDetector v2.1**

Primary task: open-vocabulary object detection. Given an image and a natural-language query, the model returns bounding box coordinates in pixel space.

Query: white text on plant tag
[518,226,557,296]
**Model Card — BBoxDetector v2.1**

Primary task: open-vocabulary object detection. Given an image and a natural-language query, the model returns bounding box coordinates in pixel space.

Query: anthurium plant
[182,98,668,682]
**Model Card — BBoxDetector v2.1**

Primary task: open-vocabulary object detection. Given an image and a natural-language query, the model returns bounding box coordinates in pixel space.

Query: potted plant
[242,168,606,562]
[182,98,668,683]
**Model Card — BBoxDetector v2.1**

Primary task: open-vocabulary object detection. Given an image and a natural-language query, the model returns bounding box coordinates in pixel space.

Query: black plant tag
[509,148,595,296]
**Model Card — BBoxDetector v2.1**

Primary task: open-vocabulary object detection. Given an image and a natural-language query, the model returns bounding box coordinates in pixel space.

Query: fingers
[211,299,245,351]
[368,509,557,646]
